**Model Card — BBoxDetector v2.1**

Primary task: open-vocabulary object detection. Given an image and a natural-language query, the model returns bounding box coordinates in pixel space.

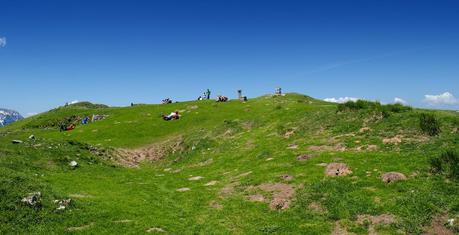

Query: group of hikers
[160,88,283,121]
[60,88,283,128]
[59,114,106,131]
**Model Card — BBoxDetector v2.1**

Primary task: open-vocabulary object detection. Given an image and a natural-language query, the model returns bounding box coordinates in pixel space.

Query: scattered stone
[188,176,204,181]
[296,154,313,161]
[176,188,190,192]
[381,172,406,183]
[204,181,217,186]
[383,135,402,145]
[146,227,166,233]
[325,163,352,177]
[280,174,294,181]
[69,160,78,169]
[287,144,298,149]
[114,220,133,223]
[163,168,172,172]
[12,140,23,144]
[266,158,274,161]
[69,193,92,198]
[21,192,41,207]
[54,198,72,211]
[316,163,328,167]
[172,169,182,173]
[236,171,252,178]
[28,135,35,140]
[67,223,94,232]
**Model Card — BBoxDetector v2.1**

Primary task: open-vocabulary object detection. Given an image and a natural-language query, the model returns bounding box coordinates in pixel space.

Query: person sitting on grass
[162,111,180,121]
[216,95,228,102]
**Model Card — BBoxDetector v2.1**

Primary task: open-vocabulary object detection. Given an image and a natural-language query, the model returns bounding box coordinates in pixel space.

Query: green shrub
[337,100,411,116]
[420,113,441,136]
[383,103,412,113]
[430,150,459,180]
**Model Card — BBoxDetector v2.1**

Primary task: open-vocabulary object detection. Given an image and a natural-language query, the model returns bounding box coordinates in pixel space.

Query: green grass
[1,93,459,234]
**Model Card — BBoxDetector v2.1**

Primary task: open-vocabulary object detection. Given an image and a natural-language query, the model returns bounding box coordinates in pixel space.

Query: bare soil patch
[249,183,295,210]
[357,214,395,235]
[297,154,314,161]
[422,214,454,235]
[325,163,352,177]
[331,221,348,235]
[280,174,294,181]
[381,172,406,183]
[115,137,185,167]
[247,194,266,202]
[309,143,346,152]
[383,135,402,145]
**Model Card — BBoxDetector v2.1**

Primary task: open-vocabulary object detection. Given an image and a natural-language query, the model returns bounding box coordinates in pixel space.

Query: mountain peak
[0,108,23,126]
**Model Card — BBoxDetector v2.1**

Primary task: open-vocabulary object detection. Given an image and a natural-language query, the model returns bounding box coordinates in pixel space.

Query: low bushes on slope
[420,113,441,136]
[337,100,412,117]
[430,150,459,180]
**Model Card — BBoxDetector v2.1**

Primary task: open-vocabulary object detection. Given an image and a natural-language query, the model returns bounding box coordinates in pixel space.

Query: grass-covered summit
[1,93,459,234]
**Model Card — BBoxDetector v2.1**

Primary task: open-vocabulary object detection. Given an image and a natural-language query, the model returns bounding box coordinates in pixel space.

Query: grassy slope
[1,94,459,234]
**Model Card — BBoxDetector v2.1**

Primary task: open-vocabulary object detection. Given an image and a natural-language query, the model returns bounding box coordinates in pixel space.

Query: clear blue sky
[1,0,458,116]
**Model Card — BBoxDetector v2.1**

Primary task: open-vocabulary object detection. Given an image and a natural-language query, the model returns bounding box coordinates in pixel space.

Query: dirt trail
[115,136,185,167]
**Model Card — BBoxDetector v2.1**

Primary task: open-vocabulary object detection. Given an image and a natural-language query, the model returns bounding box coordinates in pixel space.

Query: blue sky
[1,0,458,116]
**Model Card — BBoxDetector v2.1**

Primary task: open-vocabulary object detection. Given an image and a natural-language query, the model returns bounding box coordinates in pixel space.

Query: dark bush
[420,113,441,136]
[337,100,411,118]
[430,150,459,180]
[383,103,412,113]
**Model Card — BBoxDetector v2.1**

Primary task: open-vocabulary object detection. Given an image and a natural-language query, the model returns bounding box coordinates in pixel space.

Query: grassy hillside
[1,94,459,234]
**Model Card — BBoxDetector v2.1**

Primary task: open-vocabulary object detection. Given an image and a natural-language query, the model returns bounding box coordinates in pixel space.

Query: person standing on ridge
[206,89,211,100]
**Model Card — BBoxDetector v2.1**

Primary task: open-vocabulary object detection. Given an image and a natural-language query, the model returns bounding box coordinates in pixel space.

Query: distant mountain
[0,108,23,126]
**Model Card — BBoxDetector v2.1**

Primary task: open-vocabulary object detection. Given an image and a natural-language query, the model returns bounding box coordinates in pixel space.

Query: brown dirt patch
[209,200,223,209]
[220,182,240,198]
[357,214,395,235]
[381,172,407,183]
[247,194,266,202]
[355,145,378,152]
[357,214,395,225]
[308,202,326,214]
[331,221,348,235]
[287,144,299,149]
[297,154,314,161]
[422,214,454,235]
[309,143,346,152]
[383,135,402,145]
[284,130,295,138]
[115,137,185,167]
[359,127,371,133]
[257,183,295,210]
[280,174,294,181]
[325,163,352,177]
